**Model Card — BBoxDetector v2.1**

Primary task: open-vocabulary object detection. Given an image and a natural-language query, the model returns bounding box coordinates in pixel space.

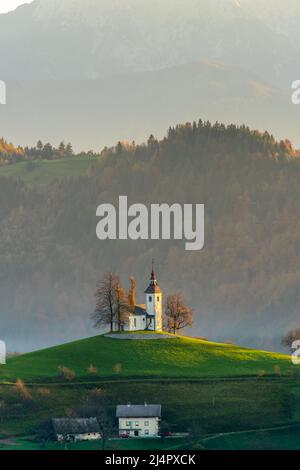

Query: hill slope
[1,61,298,151]
[0,333,293,383]
[1,121,300,353]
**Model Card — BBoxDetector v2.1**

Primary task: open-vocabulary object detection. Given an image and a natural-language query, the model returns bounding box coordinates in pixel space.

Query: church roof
[144,265,162,294]
[145,284,162,294]
[134,305,147,316]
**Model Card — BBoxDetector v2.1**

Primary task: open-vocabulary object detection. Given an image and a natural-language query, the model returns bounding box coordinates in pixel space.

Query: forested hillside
[1,121,300,352]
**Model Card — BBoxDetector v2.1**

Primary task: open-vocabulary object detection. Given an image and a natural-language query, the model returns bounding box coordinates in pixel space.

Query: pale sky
[0,0,33,14]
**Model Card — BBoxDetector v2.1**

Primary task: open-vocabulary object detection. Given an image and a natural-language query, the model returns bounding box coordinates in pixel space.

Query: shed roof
[116,404,161,418]
[52,418,100,435]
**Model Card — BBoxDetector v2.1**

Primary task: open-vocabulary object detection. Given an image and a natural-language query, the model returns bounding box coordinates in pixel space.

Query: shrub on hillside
[58,366,76,381]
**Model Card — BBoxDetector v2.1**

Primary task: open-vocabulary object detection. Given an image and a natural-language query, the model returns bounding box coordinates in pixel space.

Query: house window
[135,421,139,427]
[126,421,132,427]
[144,421,149,426]
[157,296,159,301]
[145,430,149,436]
[149,296,152,302]
[134,318,137,327]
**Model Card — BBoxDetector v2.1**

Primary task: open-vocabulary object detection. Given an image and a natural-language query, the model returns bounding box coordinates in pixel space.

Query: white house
[114,262,163,332]
[116,404,162,438]
[52,418,101,442]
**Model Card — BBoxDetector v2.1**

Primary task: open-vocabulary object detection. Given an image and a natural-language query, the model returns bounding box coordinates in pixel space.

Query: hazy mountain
[1,0,299,149]
[242,0,300,42]
[1,60,298,150]
[0,0,299,86]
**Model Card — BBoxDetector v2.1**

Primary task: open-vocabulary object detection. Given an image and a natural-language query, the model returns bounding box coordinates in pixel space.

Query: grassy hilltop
[0,332,294,383]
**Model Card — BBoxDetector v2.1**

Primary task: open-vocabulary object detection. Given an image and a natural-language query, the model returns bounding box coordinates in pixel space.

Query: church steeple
[145,260,162,294]
[145,260,162,331]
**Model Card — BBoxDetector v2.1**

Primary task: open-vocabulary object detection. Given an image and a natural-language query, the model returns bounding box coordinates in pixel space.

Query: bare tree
[92,273,119,332]
[282,327,300,351]
[164,292,193,334]
[35,420,55,447]
[77,389,115,450]
[92,273,132,332]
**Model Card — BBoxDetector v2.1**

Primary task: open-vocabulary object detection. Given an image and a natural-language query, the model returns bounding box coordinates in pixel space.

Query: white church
[118,263,163,332]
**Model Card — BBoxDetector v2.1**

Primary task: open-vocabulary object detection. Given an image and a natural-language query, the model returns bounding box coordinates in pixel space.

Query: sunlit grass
[0,157,99,185]
[0,333,294,383]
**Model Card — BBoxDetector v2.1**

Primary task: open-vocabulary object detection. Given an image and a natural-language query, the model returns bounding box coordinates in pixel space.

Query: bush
[113,363,122,374]
[58,366,76,381]
[14,379,32,401]
[87,364,98,374]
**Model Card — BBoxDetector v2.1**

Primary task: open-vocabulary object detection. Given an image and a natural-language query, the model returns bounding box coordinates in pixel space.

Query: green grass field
[0,436,194,451]
[0,333,294,383]
[3,427,300,451]
[205,426,300,450]
[0,157,99,185]
[0,379,294,438]
[0,333,298,450]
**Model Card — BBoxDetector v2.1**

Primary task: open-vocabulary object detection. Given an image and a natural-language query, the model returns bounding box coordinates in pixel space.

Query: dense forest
[1,120,300,352]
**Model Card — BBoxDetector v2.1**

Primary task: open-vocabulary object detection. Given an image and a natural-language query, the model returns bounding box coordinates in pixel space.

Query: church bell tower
[145,261,162,331]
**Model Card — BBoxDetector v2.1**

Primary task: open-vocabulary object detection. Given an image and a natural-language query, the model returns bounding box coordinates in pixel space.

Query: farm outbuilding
[52,418,101,442]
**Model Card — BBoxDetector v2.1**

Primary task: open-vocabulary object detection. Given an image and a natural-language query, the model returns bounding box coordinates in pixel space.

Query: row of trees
[25,140,74,160]
[0,139,75,165]
[92,273,194,334]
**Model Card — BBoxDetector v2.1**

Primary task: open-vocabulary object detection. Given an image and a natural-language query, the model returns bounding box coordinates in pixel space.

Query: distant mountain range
[0,60,298,151]
[0,0,299,147]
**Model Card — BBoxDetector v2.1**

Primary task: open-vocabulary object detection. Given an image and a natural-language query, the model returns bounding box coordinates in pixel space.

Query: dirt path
[203,422,300,442]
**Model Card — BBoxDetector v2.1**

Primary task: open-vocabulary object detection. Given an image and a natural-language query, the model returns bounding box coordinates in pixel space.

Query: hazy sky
[0,0,33,14]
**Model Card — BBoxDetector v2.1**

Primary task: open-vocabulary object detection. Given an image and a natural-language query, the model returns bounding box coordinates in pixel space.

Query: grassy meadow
[0,157,98,185]
[0,333,294,383]
[0,333,298,450]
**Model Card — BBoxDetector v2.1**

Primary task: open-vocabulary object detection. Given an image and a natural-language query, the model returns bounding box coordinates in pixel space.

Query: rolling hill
[0,333,294,383]
[0,332,298,446]
[1,121,300,353]
[1,60,298,151]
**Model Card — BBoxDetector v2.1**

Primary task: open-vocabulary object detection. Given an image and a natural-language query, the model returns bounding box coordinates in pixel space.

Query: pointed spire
[151,258,157,283]
[145,260,162,294]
